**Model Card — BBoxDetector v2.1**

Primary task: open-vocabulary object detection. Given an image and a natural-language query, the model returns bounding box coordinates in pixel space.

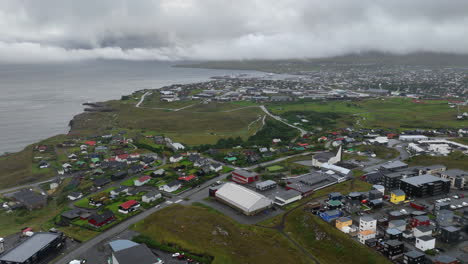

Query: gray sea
[0,60,258,153]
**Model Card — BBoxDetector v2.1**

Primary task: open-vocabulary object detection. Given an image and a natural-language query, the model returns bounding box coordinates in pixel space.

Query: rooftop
[113,243,159,264]
[400,174,450,186]
[0,232,61,263]
[216,183,272,213]
[404,250,425,259]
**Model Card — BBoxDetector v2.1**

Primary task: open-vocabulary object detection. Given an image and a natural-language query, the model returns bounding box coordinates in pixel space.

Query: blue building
[319,209,342,222]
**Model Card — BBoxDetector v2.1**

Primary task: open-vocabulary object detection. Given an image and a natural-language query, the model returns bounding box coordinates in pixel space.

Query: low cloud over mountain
[0,0,467,62]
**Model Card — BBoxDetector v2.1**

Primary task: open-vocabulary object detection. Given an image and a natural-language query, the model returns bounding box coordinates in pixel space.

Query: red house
[88,210,115,227]
[231,169,259,184]
[178,175,196,182]
[85,140,97,146]
[118,200,140,214]
[411,215,430,228]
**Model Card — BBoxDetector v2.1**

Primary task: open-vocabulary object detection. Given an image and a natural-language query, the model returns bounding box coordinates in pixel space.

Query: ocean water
[0,60,257,153]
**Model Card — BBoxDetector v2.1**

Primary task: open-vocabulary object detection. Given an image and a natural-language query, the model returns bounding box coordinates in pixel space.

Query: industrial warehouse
[213,183,273,215]
[0,232,64,264]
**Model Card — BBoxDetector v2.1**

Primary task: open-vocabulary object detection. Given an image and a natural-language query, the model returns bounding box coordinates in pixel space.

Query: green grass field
[70,100,265,145]
[0,200,66,237]
[267,98,468,130]
[284,210,390,264]
[407,151,468,170]
[132,204,310,264]
[0,135,69,189]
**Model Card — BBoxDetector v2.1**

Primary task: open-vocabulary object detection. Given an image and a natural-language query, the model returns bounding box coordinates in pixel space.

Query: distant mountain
[177,52,468,73]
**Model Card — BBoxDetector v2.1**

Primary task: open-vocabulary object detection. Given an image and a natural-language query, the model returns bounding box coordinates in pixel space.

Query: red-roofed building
[85,140,97,146]
[318,136,328,142]
[22,227,33,235]
[134,175,151,186]
[387,133,398,139]
[297,143,309,147]
[38,145,48,152]
[178,175,196,182]
[411,215,431,228]
[118,200,140,214]
[116,154,129,161]
[330,132,339,136]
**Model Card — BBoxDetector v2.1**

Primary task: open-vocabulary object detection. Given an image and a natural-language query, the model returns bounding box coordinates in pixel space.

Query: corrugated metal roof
[0,233,60,262]
[216,183,272,213]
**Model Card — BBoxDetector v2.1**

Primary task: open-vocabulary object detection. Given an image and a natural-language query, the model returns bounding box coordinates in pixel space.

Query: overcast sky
[0,0,467,62]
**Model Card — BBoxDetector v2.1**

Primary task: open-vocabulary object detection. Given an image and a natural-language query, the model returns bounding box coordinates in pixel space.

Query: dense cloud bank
[0,0,467,62]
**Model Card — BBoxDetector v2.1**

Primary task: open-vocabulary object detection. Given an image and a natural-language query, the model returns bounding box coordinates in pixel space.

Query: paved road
[259,105,307,136]
[0,173,81,195]
[135,91,151,108]
[246,151,315,170]
[55,151,321,263]
[54,170,232,264]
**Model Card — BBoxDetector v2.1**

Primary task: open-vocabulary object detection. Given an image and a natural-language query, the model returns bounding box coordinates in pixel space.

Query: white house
[358,230,376,244]
[134,176,151,186]
[415,236,435,251]
[368,136,389,145]
[413,225,433,238]
[168,142,185,151]
[160,180,181,193]
[67,192,83,201]
[169,154,183,163]
[358,216,377,244]
[142,191,162,203]
[209,163,223,172]
[359,216,377,231]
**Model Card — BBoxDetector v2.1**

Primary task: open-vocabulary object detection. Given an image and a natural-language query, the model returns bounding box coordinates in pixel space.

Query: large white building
[399,135,429,142]
[215,183,273,215]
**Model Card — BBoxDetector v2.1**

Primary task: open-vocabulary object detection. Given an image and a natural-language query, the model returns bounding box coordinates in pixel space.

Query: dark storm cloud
[0,0,467,62]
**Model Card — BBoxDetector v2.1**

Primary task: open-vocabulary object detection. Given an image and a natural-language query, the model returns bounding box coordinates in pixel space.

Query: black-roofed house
[403,250,426,264]
[433,255,461,264]
[61,208,82,224]
[440,226,460,244]
[110,240,162,264]
[94,177,111,187]
[12,190,47,210]
[383,240,404,260]
[362,171,384,184]
[88,210,115,228]
[111,171,128,181]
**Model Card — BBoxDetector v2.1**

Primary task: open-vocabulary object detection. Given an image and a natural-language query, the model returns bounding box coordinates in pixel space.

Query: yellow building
[336,217,352,231]
[390,190,405,204]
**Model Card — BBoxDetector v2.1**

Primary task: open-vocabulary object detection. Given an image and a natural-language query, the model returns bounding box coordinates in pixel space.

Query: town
[0,71,467,264]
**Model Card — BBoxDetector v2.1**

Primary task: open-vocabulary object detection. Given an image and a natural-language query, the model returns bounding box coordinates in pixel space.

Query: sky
[0,0,467,62]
